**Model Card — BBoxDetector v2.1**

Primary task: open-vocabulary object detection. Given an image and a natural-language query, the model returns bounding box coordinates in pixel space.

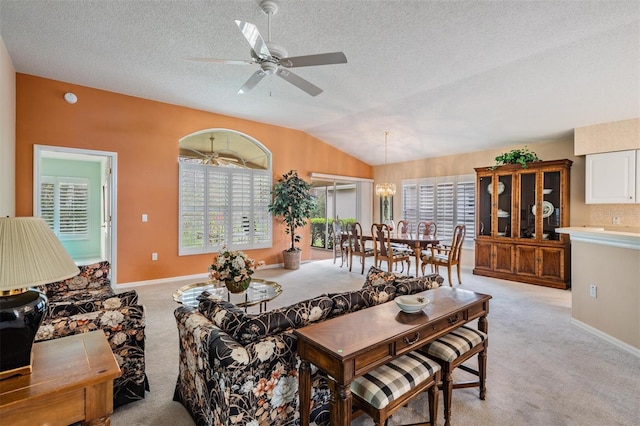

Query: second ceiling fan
[187,0,347,96]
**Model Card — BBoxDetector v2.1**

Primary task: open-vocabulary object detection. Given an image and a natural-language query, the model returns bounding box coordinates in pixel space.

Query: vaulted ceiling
[1,0,638,165]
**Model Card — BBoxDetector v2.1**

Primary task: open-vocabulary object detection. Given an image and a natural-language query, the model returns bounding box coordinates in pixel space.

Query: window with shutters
[40,176,90,239]
[178,130,272,255]
[401,174,475,247]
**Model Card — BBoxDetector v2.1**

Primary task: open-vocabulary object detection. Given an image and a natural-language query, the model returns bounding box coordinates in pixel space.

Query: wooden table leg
[299,360,311,426]
[413,244,422,276]
[478,314,488,400]
[328,378,352,426]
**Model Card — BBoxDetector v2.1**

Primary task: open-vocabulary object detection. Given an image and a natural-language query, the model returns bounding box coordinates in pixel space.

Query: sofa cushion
[360,282,397,306]
[362,266,404,287]
[328,289,369,318]
[198,294,247,336]
[394,274,443,296]
[45,261,111,294]
[233,295,333,345]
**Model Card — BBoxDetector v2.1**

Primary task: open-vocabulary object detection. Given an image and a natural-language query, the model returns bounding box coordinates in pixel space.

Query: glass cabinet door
[496,174,513,237]
[478,175,492,236]
[519,172,537,239]
[541,170,561,241]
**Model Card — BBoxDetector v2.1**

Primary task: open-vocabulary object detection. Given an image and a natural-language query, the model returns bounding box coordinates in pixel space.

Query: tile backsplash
[590,204,640,230]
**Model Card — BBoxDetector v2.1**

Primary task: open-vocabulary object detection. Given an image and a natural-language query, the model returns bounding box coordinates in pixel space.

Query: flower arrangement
[209,248,261,286]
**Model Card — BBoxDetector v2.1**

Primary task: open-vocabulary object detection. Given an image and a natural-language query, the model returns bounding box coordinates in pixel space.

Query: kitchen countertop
[556,227,640,250]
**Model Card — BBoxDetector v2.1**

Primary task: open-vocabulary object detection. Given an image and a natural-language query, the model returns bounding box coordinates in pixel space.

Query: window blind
[179,163,272,255]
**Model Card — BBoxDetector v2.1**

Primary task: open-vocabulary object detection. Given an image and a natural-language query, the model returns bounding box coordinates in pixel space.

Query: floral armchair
[35,261,149,408]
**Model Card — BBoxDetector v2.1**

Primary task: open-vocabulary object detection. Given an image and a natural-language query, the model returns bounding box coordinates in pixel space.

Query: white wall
[0,34,16,217]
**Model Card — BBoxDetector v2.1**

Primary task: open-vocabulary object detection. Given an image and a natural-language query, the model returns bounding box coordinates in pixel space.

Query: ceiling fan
[180,135,240,166]
[186,0,347,96]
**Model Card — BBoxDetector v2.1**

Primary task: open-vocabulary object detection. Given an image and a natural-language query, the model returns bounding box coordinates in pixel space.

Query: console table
[0,331,121,426]
[295,286,491,426]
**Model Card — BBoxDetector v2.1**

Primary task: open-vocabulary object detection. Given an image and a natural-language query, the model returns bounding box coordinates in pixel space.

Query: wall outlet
[151,252,158,261]
[589,284,597,298]
[612,216,620,225]
[142,213,148,222]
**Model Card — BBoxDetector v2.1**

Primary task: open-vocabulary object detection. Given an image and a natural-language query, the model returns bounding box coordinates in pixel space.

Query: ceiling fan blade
[275,68,323,96]
[235,20,271,60]
[280,52,348,68]
[184,57,256,65]
[238,70,267,94]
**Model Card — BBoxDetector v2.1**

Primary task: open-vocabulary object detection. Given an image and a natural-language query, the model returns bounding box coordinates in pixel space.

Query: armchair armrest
[45,289,139,319]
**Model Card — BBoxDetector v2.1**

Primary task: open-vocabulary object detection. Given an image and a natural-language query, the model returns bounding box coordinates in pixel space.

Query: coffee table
[173,278,282,312]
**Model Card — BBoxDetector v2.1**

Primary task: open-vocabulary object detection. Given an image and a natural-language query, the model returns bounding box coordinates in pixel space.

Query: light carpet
[112,259,640,425]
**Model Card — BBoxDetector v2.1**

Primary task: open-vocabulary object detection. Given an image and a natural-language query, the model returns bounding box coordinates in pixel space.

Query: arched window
[178,129,272,255]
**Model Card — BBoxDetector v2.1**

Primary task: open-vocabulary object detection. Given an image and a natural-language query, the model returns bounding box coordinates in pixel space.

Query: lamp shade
[0,217,79,291]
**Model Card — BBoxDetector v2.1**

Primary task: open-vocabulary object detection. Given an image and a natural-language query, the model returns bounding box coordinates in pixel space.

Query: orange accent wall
[15,74,372,284]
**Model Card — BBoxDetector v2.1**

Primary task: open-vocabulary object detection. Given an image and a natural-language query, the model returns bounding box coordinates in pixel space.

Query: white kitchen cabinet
[586,150,637,204]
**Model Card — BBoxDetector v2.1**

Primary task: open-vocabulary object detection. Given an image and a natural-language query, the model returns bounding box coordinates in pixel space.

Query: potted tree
[268,170,316,269]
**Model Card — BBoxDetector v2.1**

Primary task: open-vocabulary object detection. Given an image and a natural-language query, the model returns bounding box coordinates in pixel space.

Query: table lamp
[0,217,79,380]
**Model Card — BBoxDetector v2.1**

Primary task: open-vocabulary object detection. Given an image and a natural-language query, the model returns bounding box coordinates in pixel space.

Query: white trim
[571,318,640,358]
[310,172,374,183]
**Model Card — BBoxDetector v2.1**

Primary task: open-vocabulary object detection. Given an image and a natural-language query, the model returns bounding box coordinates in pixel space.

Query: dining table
[361,232,440,277]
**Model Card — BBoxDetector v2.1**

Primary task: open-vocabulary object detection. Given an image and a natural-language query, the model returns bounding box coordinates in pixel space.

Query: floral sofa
[173,266,444,426]
[35,261,149,408]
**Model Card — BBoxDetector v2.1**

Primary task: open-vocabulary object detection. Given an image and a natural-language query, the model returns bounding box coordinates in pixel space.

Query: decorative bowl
[532,233,549,239]
[543,188,553,195]
[395,295,430,313]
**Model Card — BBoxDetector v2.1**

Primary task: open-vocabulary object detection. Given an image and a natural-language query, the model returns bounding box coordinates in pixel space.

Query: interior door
[34,145,117,284]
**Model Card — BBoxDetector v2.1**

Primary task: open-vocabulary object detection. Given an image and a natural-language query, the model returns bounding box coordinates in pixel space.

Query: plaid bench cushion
[419,326,487,362]
[349,351,441,410]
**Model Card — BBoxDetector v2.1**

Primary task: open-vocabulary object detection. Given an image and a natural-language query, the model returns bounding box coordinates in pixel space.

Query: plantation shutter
[179,163,206,252]
[457,177,476,245]
[207,168,229,250]
[179,163,272,255]
[230,170,252,248]
[40,177,90,239]
[402,183,418,224]
[418,181,435,222]
[436,181,455,241]
[58,181,89,235]
[40,180,56,229]
[252,171,272,247]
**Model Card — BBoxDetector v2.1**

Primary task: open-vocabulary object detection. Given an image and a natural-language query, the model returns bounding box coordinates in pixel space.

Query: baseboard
[115,262,289,288]
[571,318,640,358]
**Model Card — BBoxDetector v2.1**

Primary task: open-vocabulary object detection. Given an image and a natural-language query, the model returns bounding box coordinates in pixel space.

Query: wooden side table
[0,331,121,426]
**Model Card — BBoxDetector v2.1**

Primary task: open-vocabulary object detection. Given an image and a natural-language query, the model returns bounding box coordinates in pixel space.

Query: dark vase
[224,278,251,294]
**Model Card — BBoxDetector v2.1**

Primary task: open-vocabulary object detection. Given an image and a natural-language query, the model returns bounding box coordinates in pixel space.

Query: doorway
[309,173,374,253]
[33,145,118,285]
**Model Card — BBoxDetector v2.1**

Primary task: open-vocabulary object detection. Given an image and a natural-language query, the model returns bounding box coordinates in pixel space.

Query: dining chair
[417,221,438,272]
[347,222,375,274]
[371,223,411,273]
[420,224,465,285]
[391,219,417,270]
[332,218,347,267]
[417,221,437,238]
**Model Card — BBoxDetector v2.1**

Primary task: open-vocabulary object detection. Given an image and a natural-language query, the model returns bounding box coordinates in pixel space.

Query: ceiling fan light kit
[187,0,347,96]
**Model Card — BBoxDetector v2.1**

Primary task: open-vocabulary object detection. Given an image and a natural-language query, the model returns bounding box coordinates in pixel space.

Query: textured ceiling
[1,0,638,165]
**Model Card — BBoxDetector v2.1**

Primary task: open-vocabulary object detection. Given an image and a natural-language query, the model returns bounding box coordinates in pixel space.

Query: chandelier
[375,131,396,197]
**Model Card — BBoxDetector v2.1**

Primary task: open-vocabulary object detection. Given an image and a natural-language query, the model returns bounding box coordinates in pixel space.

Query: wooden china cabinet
[473,159,572,289]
